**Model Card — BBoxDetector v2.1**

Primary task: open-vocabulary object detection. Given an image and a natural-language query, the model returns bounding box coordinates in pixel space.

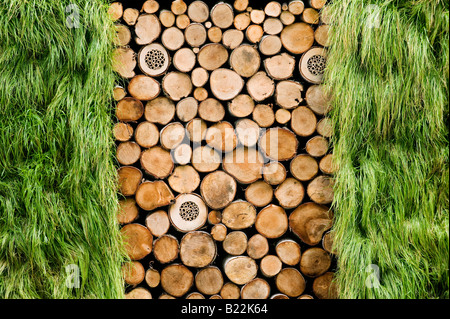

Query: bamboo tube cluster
[112,0,337,300]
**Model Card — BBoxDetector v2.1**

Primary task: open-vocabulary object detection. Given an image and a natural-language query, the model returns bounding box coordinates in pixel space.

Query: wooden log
[234,12,251,30]
[211,2,234,29]
[228,94,255,118]
[128,75,160,101]
[210,69,245,101]
[210,295,222,299]
[211,223,227,241]
[262,161,287,185]
[275,80,303,109]
[176,14,190,29]
[223,256,258,285]
[319,153,334,175]
[307,175,334,205]
[108,2,123,21]
[274,177,305,208]
[114,122,133,142]
[275,239,301,266]
[200,171,237,209]
[264,53,296,80]
[291,106,317,136]
[313,272,338,299]
[118,166,142,196]
[162,71,192,101]
[161,264,194,297]
[241,278,270,299]
[260,255,282,277]
[186,292,206,299]
[161,27,185,51]
[320,6,332,24]
[246,234,269,259]
[114,24,131,46]
[233,0,249,12]
[282,3,289,10]
[245,180,273,207]
[145,210,170,237]
[197,43,229,71]
[118,197,139,225]
[305,85,330,115]
[138,43,170,77]
[191,145,221,172]
[160,122,185,150]
[198,98,226,122]
[300,247,331,277]
[204,21,212,28]
[252,104,275,128]
[188,1,209,23]
[116,141,141,166]
[291,154,319,181]
[112,47,136,78]
[141,146,174,179]
[121,223,153,260]
[195,266,224,296]
[123,8,139,26]
[299,47,327,84]
[245,24,264,43]
[309,0,327,9]
[289,202,333,245]
[315,24,329,47]
[247,71,275,102]
[135,180,175,211]
[255,204,288,238]
[208,26,223,43]
[306,136,329,157]
[322,230,336,255]
[173,48,196,73]
[265,1,282,17]
[134,14,161,45]
[113,86,126,101]
[171,0,187,15]
[280,10,295,25]
[159,10,176,28]
[169,193,208,232]
[191,67,209,88]
[263,18,283,35]
[222,200,257,230]
[298,294,314,299]
[184,23,207,47]
[168,165,200,194]
[172,143,192,165]
[250,9,265,24]
[259,127,298,161]
[275,268,306,297]
[205,121,237,152]
[316,117,333,137]
[176,97,198,123]
[301,8,320,24]
[145,268,160,288]
[180,231,217,267]
[275,108,291,124]
[153,234,180,264]
[259,35,282,56]
[220,282,241,299]
[235,119,260,148]
[125,287,152,299]
[222,29,244,49]
[223,231,248,255]
[193,87,208,101]
[280,22,314,54]
[145,97,175,125]
[271,293,289,299]
[208,210,222,225]
[142,0,159,14]
[288,0,305,15]
[134,122,159,148]
[229,45,261,78]
[223,147,264,184]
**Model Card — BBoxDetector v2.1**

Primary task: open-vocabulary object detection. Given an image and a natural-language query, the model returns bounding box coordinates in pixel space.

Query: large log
[290,154,319,181]
[300,247,331,277]
[118,166,142,196]
[176,97,198,122]
[116,141,141,166]
[228,94,255,118]
[162,71,192,101]
[220,282,241,299]
[135,121,159,148]
[223,256,258,285]
[275,268,306,297]
[259,127,298,161]
[235,119,260,147]
[275,80,303,109]
[153,234,180,264]
[264,53,296,80]
[112,47,136,78]
[247,71,275,102]
[307,175,334,205]
[241,278,271,299]
[197,43,229,70]
[223,231,248,255]
[187,1,209,23]
[145,97,175,125]
[222,29,244,49]
[223,147,264,184]
[118,197,139,225]
[121,223,153,260]
[186,118,207,143]
[191,145,222,173]
[195,266,224,296]
[184,23,207,47]
[210,69,245,101]
[180,231,217,267]
[114,122,133,142]
[274,177,305,208]
[252,104,275,128]
[145,210,170,237]
[313,272,338,299]
[291,106,317,136]
[262,161,287,185]
[140,146,174,179]
[168,165,201,194]
[198,98,226,122]
[245,180,273,207]
[211,2,234,29]
[200,171,237,210]
[259,35,282,56]
[160,264,194,297]
[260,255,282,277]
[205,121,237,152]
[230,45,261,78]
[275,239,301,266]
[246,234,269,259]
[135,180,175,211]
[222,200,257,230]
[255,204,288,238]
[134,14,161,45]
[280,22,314,54]
[123,260,145,285]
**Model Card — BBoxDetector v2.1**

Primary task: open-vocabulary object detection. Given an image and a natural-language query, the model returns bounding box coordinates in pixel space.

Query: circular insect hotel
[112,0,337,300]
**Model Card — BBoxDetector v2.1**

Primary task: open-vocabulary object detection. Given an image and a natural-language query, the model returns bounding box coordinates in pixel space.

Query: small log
[162,71,192,101]
[118,197,139,225]
[274,177,305,208]
[222,29,244,49]
[280,10,295,25]
[319,153,334,175]
[114,122,134,142]
[223,231,248,256]
[159,10,176,28]
[145,268,160,288]
[305,85,331,115]
[125,288,152,299]
[265,1,282,17]
[275,239,301,266]
[128,75,160,101]
[264,53,296,80]
[322,230,336,255]
[171,0,187,15]
[262,161,287,185]
[108,2,123,21]
[200,171,237,209]
[145,210,170,237]
[299,47,327,84]
[158,293,176,299]
[222,200,257,230]
[142,0,159,14]
[298,294,314,299]
[123,8,139,26]
[114,24,131,46]
[307,175,334,205]
[172,143,192,165]
[247,71,275,102]
[235,118,260,147]
[193,87,208,101]
[184,23,207,47]
[315,24,329,47]
[250,9,265,24]
[309,0,327,9]
[306,136,329,157]
[220,282,241,299]
[288,0,305,15]
[204,21,212,28]
[246,234,269,259]
[112,47,136,78]
[135,180,175,211]
[211,223,227,241]
[320,6,332,24]
[300,247,331,277]
[118,166,143,196]
[313,272,338,299]
[234,12,251,30]
[134,121,159,148]
[291,106,317,136]
[121,223,153,260]
[169,193,208,232]
[263,18,283,35]
[280,22,314,54]
[259,35,282,56]
[116,141,141,166]
[289,202,333,245]
[176,97,198,122]
[275,80,304,109]
[141,146,174,179]
[191,67,209,88]
[168,165,200,194]
[187,292,205,299]
[211,2,234,29]
[255,204,288,238]
[176,14,190,29]
[275,108,291,124]
[241,278,270,299]
[245,180,273,207]
[153,234,180,264]
[282,3,289,10]
[195,266,224,296]
[180,231,217,267]
[187,1,209,23]
[160,122,185,150]
[205,121,237,152]
[208,210,222,225]
[260,255,282,277]
[223,147,264,184]
[301,8,320,24]
[210,69,245,101]
[233,0,249,11]
[259,127,298,161]
[198,98,226,122]
[208,26,223,43]
[316,117,333,137]
[134,14,161,45]
[230,45,261,78]
[210,295,222,299]
[197,43,229,71]
[252,104,275,128]
[291,154,319,181]
[275,268,306,297]
[271,293,289,299]
[138,43,170,77]
[161,264,194,297]
[145,97,175,125]
[223,256,258,285]
[191,145,221,173]
[161,27,185,51]
[113,86,126,101]
[245,24,264,43]
[228,94,255,118]
[173,48,196,73]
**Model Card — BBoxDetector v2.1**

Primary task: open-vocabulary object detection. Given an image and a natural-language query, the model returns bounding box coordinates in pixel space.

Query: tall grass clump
[324,0,449,298]
[0,0,126,298]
